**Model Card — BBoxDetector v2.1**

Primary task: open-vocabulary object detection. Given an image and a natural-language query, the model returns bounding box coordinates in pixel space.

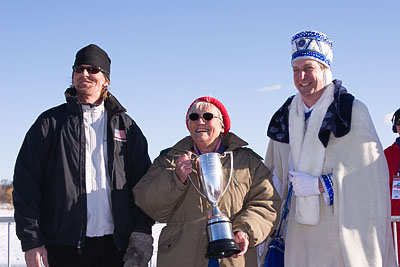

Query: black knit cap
[73,44,111,80]
[392,108,400,133]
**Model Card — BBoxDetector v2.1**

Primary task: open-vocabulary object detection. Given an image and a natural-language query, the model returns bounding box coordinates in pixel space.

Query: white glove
[288,171,320,197]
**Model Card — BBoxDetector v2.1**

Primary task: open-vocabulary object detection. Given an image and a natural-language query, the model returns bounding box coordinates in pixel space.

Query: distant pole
[8,222,11,267]
[392,216,400,266]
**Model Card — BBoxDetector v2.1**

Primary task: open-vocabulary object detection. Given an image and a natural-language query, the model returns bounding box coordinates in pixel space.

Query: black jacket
[13,88,154,252]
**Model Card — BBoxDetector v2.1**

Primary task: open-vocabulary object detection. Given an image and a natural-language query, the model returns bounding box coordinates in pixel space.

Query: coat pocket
[158,224,183,254]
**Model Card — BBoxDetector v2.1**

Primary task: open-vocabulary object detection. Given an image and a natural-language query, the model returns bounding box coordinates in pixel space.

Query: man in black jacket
[13,44,154,267]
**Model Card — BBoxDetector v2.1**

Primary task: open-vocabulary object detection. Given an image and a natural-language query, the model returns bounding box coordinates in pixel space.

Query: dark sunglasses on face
[395,120,400,126]
[73,65,108,74]
[189,112,217,121]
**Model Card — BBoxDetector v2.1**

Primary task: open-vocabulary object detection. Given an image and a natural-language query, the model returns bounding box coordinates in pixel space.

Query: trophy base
[206,239,241,259]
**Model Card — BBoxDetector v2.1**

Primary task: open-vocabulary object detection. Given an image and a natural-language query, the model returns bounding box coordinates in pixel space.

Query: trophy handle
[187,172,208,199]
[186,153,208,199]
[220,151,233,199]
[173,152,207,199]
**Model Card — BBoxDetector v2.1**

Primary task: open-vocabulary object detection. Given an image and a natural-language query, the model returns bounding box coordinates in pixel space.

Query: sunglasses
[73,65,109,74]
[395,120,400,126]
[189,112,217,121]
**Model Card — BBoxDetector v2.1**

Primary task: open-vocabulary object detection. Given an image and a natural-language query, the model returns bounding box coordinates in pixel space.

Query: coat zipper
[77,103,86,255]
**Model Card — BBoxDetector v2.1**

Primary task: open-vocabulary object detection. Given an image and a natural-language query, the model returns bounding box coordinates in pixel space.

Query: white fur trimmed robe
[265,89,396,266]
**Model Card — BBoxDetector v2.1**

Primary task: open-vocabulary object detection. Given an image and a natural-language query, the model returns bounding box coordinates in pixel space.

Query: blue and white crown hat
[291,30,333,68]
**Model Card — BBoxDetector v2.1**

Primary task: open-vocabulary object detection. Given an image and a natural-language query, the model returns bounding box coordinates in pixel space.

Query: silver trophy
[189,151,241,259]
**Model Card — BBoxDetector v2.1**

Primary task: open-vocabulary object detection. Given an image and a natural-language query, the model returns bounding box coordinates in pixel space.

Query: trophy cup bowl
[197,152,241,259]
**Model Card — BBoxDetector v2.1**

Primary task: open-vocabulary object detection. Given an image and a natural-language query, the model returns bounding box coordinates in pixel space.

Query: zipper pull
[77,241,83,255]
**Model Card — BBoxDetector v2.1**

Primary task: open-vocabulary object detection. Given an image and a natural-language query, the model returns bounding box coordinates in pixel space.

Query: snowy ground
[0,205,165,267]
[0,206,24,267]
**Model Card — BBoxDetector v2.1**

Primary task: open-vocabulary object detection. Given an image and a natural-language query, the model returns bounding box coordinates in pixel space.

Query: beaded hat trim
[291,30,333,67]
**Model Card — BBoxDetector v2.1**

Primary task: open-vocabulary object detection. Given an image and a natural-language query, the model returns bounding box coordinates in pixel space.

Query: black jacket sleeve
[13,116,50,251]
[127,121,155,234]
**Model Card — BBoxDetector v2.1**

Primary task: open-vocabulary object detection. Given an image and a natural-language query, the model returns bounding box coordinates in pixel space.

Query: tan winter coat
[133,133,280,267]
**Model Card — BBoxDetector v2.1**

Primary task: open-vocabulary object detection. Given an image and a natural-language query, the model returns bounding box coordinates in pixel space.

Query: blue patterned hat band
[291,30,333,68]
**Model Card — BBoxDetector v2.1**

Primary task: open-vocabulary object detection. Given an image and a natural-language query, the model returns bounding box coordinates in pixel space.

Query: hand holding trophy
[175,151,193,184]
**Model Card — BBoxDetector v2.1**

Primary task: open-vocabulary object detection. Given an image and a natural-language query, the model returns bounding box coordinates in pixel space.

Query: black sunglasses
[189,112,217,121]
[395,120,400,126]
[73,65,109,74]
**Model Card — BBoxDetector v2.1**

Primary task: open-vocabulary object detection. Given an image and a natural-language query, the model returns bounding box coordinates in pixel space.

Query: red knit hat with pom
[186,96,231,135]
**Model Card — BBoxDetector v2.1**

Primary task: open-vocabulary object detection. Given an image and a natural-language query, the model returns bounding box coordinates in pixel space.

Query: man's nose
[82,69,90,76]
[297,70,305,80]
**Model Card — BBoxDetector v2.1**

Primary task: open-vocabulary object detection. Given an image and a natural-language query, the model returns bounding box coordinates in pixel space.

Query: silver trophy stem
[212,204,222,217]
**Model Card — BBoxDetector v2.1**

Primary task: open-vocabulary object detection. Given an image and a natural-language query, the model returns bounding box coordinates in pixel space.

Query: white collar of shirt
[303,103,315,113]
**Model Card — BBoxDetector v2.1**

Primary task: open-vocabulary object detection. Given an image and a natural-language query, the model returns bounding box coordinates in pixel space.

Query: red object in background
[384,141,400,263]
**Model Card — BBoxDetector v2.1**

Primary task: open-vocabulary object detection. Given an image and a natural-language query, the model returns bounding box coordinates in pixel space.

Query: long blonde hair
[101,76,110,100]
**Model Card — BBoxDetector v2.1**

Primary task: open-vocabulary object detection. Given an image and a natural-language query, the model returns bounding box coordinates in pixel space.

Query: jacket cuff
[173,172,190,191]
[21,240,44,252]
[232,226,253,246]
[319,173,334,206]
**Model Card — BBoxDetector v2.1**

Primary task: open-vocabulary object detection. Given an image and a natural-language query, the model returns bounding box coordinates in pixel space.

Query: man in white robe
[262,30,396,267]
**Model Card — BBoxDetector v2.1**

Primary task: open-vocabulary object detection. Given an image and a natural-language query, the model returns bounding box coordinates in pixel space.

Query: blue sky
[1,0,399,180]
